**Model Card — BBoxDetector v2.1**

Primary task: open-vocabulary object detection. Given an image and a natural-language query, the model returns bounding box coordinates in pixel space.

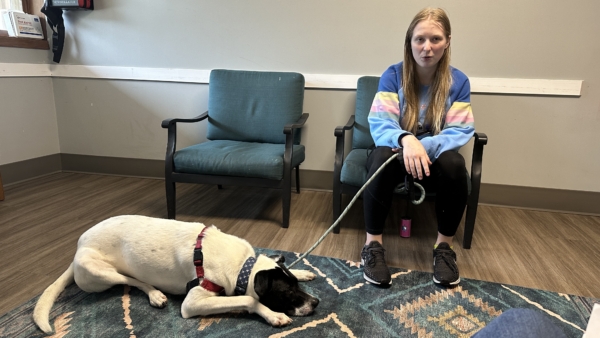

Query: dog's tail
[33,262,75,334]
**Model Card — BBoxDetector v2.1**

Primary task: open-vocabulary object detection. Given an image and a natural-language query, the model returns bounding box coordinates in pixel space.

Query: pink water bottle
[400,217,411,237]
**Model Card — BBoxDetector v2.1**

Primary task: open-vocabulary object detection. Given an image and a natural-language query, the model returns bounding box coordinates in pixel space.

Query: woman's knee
[367,147,399,171]
[436,151,467,180]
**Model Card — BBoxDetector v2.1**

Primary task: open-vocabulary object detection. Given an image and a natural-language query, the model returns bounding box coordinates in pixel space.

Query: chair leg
[282,182,291,228]
[333,190,341,234]
[295,166,300,193]
[166,179,176,219]
[0,172,4,201]
[462,200,478,249]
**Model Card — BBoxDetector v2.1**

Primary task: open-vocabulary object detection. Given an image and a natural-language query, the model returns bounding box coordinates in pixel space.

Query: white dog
[33,215,319,334]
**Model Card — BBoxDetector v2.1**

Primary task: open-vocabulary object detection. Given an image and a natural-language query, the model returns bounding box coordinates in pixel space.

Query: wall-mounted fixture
[41,0,93,63]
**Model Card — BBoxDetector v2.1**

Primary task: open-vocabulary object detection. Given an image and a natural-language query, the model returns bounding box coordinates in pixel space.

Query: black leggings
[363,146,468,236]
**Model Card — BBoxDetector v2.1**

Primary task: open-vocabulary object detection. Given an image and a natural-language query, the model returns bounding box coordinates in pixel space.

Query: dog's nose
[311,297,319,308]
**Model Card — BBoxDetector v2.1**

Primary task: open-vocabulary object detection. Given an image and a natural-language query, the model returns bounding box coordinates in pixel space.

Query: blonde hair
[402,7,452,135]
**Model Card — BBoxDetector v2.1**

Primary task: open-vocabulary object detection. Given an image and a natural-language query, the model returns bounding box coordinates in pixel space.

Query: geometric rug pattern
[0,248,597,337]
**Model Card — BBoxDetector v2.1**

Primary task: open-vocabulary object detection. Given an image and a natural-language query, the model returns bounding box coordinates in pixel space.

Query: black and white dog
[33,215,319,334]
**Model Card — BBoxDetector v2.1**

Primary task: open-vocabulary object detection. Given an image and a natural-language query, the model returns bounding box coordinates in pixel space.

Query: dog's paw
[267,312,292,327]
[290,269,316,281]
[149,290,168,308]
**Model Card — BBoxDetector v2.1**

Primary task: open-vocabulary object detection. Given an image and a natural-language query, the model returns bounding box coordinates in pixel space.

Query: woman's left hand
[398,135,432,180]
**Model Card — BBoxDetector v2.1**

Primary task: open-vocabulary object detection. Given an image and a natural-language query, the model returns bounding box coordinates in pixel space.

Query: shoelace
[434,250,458,274]
[365,247,386,267]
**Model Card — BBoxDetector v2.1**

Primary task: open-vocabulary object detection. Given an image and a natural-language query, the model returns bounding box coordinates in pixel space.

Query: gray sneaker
[361,241,392,285]
[433,242,460,285]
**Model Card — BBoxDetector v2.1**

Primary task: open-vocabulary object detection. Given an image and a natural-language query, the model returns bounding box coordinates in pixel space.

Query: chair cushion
[340,149,369,187]
[173,140,305,180]
[207,69,305,145]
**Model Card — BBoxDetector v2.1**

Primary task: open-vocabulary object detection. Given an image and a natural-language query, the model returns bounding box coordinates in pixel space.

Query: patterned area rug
[1,248,597,337]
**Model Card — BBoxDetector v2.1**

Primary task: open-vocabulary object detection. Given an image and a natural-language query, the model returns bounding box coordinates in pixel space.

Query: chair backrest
[207,69,305,144]
[353,76,380,150]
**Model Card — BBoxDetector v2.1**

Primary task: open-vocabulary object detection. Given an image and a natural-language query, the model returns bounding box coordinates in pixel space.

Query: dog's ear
[253,270,272,297]
[268,255,285,264]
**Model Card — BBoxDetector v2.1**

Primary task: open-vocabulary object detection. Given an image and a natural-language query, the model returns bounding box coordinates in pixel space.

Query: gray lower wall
[0,154,62,183]
[2,154,599,216]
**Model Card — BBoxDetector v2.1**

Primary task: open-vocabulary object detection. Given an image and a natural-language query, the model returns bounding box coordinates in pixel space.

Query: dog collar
[234,257,257,296]
[186,227,225,295]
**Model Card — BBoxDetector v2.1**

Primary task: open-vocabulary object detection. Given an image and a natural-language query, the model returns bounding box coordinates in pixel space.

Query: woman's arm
[368,64,411,148]
[419,72,475,161]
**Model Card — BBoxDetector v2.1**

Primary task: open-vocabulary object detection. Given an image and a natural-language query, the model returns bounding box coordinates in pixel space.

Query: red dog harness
[186,228,225,294]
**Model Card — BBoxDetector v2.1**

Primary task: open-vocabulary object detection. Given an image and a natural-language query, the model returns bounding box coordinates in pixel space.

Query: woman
[361,7,475,286]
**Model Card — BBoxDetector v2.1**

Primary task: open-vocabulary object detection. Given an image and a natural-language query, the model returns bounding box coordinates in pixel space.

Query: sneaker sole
[361,258,392,285]
[432,276,460,285]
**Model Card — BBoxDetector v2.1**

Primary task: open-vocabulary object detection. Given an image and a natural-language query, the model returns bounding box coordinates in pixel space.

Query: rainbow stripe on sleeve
[444,102,474,129]
[370,92,400,119]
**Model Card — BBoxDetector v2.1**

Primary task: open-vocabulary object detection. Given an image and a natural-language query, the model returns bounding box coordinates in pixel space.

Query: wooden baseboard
[479,183,600,215]
[60,154,164,179]
[1,154,599,215]
[0,154,61,186]
[0,172,4,201]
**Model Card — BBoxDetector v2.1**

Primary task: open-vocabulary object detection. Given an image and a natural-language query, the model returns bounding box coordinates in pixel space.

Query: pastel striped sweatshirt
[368,62,475,162]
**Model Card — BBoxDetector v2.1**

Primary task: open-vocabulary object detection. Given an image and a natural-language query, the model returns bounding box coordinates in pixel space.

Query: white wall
[53,78,209,159]
[0,77,58,164]
[1,0,599,193]
[0,38,56,165]
[0,46,48,64]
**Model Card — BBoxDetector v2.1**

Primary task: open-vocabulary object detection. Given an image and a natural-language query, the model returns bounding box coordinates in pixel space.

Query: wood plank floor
[1,172,599,317]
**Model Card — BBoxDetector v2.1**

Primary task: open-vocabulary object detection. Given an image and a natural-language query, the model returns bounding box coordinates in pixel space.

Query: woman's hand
[398,135,431,180]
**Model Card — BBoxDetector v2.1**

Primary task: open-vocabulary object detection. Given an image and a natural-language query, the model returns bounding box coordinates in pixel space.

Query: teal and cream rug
[1,248,597,337]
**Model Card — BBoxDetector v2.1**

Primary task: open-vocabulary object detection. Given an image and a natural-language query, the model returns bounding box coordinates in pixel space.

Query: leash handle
[395,178,426,205]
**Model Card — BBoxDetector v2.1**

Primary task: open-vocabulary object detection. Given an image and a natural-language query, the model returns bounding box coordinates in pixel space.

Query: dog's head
[251,255,319,316]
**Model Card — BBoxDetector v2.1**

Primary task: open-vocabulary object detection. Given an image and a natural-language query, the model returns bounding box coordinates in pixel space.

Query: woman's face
[410,19,450,73]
